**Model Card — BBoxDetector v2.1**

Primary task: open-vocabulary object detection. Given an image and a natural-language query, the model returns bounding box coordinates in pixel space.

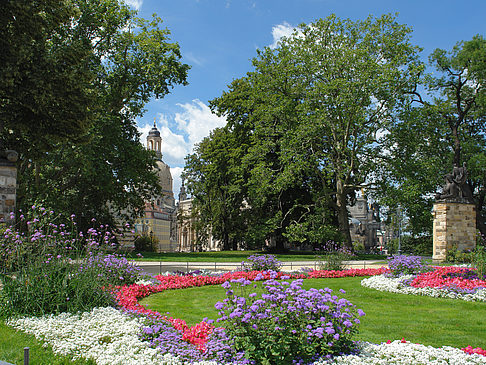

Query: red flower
[112,267,386,350]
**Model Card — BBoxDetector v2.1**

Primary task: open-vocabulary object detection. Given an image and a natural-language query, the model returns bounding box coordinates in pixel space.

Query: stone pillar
[0,150,18,226]
[432,202,476,261]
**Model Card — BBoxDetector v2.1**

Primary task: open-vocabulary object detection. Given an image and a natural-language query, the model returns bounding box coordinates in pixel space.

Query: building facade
[133,122,177,252]
[347,193,385,252]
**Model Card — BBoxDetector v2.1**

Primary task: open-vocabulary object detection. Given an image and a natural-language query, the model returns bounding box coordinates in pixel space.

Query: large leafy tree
[205,14,422,249]
[184,127,249,250]
[0,0,96,154]
[377,35,486,238]
[5,0,189,230]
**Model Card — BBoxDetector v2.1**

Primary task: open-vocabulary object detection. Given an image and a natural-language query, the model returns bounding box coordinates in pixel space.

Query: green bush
[316,241,354,271]
[0,207,144,318]
[134,234,159,252]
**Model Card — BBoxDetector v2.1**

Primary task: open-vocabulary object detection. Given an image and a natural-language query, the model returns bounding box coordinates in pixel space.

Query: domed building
[133,121,177,252]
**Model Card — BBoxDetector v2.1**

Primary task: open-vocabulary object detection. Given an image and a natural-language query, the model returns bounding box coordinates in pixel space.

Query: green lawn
[140,276,486,349]
[125,250,387,262]
[0,321,94,365]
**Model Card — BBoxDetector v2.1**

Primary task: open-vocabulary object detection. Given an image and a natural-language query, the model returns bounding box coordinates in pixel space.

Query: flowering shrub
[241,254,282,272]
[316,241,354,271]
[214,275,364,364]
[387,255,430,277]
[81,252,144,286]
[0,206,143,317]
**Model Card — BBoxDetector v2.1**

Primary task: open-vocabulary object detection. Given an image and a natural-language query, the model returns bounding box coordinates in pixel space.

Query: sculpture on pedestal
[435,162,473,203]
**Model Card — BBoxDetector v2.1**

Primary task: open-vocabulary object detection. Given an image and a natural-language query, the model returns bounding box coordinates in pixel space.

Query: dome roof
[148,126,160,137]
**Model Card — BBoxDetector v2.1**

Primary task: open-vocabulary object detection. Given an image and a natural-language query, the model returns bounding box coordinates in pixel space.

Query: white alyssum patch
[7,307,176,365]
[361,275,486,302]
[6,307,246,365]
[7,307,486,364]
[315,341,486,364]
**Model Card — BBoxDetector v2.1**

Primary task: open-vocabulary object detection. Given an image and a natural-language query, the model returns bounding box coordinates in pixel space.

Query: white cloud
[174,99,227,148]
[170,166,184,198]
[270,22,295,49]
[137,100,227,198]
[185,52,204,67]
[124,0,143,10]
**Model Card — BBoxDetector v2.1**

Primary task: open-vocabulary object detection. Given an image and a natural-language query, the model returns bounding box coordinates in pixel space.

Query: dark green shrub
[134,234,158,252]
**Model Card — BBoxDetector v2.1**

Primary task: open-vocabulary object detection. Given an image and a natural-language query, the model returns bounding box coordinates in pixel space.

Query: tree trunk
[273,229,287,253]
[335,179,353,249]
[451,123,461,166]
[222,230,231,251]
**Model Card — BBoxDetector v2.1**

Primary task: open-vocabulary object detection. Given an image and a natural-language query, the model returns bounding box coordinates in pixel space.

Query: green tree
[208,14,422,249]
[184,127,249,250]
[8,0,189,230]
[0,0,96,154]
[377,35,486,238]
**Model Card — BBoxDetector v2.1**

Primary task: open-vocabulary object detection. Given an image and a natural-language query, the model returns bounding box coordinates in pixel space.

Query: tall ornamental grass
[0,207,145,318]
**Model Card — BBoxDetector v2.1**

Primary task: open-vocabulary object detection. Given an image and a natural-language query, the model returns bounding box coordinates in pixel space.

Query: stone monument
[433,163,476,261]
[0,149,18,226]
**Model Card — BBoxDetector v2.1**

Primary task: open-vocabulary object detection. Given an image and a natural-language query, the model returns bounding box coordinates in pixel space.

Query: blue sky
[127,0,486,197]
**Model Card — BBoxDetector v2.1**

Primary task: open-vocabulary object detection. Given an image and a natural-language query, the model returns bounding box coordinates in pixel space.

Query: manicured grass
[140,276,486,349]
[0,320,93,365]
[125,250,388,262]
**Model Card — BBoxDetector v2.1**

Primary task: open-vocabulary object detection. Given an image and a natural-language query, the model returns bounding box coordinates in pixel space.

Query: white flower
[7,306,486,364]
[7,307,175,364]
[315,341,486,364]
[361,275,486,302]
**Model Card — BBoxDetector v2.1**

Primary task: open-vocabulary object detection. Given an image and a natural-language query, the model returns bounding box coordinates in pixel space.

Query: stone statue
[435,162,473,203]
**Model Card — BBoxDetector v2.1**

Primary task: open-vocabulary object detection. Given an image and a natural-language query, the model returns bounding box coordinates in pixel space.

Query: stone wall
[0,159,17,226]
[432,202,476,261]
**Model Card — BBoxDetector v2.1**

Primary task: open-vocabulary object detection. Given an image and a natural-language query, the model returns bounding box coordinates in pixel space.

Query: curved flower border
[114,268,387,348]
[361,267,486,302]
[7,267,486,364]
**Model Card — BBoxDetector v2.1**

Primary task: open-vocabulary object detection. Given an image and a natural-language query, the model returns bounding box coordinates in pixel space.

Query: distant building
[347,193,385,252]
[176,181,220,252]
[133,122,177,252]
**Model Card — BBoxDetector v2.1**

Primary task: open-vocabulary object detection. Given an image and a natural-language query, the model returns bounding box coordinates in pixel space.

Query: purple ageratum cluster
[241,254,282,272]
[214,275,365,364]
[387,255,430,278]
[138,316,250,364]
[78,252,144,286]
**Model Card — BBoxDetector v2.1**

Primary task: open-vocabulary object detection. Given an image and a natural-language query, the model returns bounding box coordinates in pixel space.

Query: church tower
[179,180,188,201]
[147,119,162,160]
[146,121,174,207]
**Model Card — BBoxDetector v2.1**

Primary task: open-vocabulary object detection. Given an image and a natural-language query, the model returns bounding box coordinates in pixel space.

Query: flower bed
[362,266,486,302]
[8,310,486,364]
[6,265,486,364]
[114,268,387,353]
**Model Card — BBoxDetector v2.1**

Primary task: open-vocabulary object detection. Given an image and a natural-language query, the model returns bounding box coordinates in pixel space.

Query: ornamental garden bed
[1,210,485,364]
[3,263,486,364]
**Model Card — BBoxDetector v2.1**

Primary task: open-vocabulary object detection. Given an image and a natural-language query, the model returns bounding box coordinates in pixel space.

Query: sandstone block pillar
[432,202,476,261]
[0,151,18,226]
